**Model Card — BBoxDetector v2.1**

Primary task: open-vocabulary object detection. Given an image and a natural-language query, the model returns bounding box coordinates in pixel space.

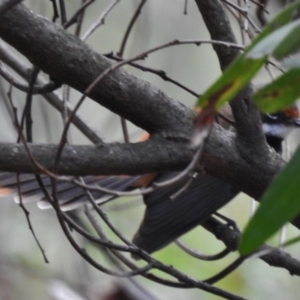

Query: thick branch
[0,126,283,200]
[0,2,297,230]
[195,0,269,160]
[0,3,191,137]
[203,218,300,276]
[0,2,287,200]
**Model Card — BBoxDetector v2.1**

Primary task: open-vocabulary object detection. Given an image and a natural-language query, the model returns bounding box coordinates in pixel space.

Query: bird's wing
[132,172,239,254]
[0,172,141,211]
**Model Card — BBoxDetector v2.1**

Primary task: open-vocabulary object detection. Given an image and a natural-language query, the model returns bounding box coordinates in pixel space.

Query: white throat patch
[262,123,293,139]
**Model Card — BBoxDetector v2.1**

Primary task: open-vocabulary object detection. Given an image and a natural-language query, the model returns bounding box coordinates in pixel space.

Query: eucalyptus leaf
[254,69,300,113]
[273,24,300,59]
[239,146,300,255]
[283,235,300,247]
[247,20,300,59]
[195,0,300,110]
[282,55,300,69]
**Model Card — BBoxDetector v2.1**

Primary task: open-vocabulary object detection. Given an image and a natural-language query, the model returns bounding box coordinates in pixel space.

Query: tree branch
[0,2,296,228]
[203,218,300,276]
[195,0,270,160]
[0,41,103,144]
[0,3,191,138]
[0,125,283,200]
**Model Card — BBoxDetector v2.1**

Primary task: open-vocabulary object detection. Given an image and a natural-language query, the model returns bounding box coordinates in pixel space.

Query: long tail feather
[0,172,141,210]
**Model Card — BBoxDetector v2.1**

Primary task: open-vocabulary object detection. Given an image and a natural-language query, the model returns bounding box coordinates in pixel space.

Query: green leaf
[283,235,300,248]
[283,54,300,69]
[273,23,300,59]
[196,57,265,109]
[254,68,300,113]
[239,146,300,255]
[195,0,300,111]
[246,19,300,60]
[248,0,300,50]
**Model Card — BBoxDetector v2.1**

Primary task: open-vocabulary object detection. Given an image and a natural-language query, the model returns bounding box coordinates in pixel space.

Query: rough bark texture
[0,1,299,286]
[0,126,284,200]
[0,3,191,137]
[0,3,292,222]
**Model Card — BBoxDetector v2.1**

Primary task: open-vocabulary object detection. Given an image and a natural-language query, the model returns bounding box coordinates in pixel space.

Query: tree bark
[0,3,294,225]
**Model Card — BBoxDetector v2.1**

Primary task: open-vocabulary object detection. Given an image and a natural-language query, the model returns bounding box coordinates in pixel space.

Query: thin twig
[118,0,147,57]
[50,177,155,277]
[0,62,61,93]
[256,0,269,27]
[74,0,87,37]
[63,0,95,29]
[104,52,199,97]
[81,0,120,41]
[7,85,49,264]
[0,41,103,144]
[222,0,261,33]
[175,239,230,261]
[49,0,59,22]
[184,0,188,15]
[82,193,245,299]
[204,256,247,284]
[24,67,40,142]
[58,0,67,25]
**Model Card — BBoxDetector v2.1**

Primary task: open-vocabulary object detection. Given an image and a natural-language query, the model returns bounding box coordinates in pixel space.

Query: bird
[0,104,299,255]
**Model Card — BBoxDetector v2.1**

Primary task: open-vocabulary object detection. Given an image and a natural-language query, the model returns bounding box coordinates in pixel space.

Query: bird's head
[260,105,300,153]
[261,105,300,140]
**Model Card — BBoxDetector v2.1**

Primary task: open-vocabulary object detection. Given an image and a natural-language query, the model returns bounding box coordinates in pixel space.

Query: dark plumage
[133,173,239,253]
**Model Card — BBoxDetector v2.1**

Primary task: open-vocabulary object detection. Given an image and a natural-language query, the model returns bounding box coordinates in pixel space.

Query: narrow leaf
[282,55,300,69]
[247,20,300,59]
[254,68,300,113]
[273,24,300,59]
[196,58,265,109]
[239,146,300,255]
[195,0,300,111]
[248,0,300,50]
[283,235,300,247]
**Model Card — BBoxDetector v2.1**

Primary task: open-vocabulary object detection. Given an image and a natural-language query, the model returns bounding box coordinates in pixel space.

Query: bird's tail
[0,172,141,211]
